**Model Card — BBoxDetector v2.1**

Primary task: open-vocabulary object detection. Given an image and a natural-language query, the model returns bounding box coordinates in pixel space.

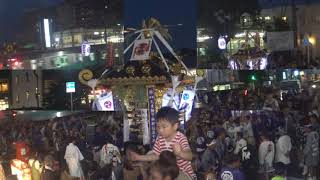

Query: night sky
[1,0,197,67]
[124,0,197,67]
[0,0,64,43]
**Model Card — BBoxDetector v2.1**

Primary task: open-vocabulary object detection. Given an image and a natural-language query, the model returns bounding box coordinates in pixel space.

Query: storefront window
[0,99,9,110]
[0,83,8,92]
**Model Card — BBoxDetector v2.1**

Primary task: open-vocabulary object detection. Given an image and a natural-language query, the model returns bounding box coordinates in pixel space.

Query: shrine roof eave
[100,75,169,86]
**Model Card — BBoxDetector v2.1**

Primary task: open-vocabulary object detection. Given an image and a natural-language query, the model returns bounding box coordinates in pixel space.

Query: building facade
[11,70,42,109]
[2,0,123,70]
[260,2,320,59]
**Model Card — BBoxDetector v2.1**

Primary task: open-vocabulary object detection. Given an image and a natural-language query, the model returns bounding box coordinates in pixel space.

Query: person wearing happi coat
[64,136,85,180]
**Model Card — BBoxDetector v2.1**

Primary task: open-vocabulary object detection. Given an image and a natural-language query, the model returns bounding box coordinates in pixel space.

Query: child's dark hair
[124,141,140,153]
[159,150,177,166]
[150,151,179,179]
[156,106,179,124]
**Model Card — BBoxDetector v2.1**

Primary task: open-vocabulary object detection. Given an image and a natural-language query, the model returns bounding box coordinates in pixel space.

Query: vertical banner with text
[147,86,157,145]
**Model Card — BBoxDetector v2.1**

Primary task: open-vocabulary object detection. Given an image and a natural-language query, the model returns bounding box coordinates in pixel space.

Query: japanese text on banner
[147,86,157,145]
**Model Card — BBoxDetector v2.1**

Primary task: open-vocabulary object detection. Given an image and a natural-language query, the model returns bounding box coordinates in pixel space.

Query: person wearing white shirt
[258,132,275,174]
[227,119,242,145]
[64,137,85,179]
[234,132,248,155]
[275,131,292,166]
[241,116,255,145]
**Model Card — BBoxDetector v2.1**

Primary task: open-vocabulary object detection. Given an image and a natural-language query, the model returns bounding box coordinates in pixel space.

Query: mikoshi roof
[100,59,171,85]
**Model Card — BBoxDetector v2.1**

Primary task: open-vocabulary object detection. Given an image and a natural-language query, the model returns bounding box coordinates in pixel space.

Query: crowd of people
[0,112,124,180]
[186,109,320,180]
[122,107,319,180]
[222,52,320,70]
[0,100,319,180]
[202,86,320,113]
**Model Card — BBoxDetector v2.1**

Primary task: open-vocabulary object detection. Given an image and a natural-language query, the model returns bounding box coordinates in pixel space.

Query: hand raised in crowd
[171,143,182,157]
[128,150,140,161]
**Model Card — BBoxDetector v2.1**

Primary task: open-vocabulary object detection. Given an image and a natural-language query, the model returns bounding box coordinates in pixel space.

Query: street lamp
[304,35,316,65]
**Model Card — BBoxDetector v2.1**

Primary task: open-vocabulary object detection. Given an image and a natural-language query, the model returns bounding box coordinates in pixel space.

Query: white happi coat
[275,135,292,165]
[258,140,275,168]
[64,143,84,177]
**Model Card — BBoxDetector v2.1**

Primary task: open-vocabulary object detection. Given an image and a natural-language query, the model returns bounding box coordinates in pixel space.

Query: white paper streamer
[162,88,180,110]
[140,109,150,145]
[123,114,129,142]
[169,75,181,106]
[88,79,99,90]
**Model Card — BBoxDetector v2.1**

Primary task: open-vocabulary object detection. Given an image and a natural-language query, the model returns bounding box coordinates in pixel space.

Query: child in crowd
[148,151,180,180]
[129,107,196,179]
[124,142,145,180]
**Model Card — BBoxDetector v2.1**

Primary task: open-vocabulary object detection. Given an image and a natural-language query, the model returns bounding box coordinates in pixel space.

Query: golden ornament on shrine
[124,87,135,111]
[78,69,93,85]
[126,66,136,76]
[149,52,157,58]
[170,63,182,75]
[141,63,152,76]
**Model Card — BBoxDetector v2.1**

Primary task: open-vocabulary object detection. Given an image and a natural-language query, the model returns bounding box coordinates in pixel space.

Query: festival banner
[97,91,115,111]
[179,90,196,121]
[131,39,152,60]
[140,109,150,145]
[147,86,157,145]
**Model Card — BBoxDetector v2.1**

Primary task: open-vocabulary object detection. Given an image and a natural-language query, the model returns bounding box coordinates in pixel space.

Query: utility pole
[291,0,298,48]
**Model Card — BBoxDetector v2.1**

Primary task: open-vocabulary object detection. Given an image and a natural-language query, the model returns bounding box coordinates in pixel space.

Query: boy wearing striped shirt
[129,107,196,179]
